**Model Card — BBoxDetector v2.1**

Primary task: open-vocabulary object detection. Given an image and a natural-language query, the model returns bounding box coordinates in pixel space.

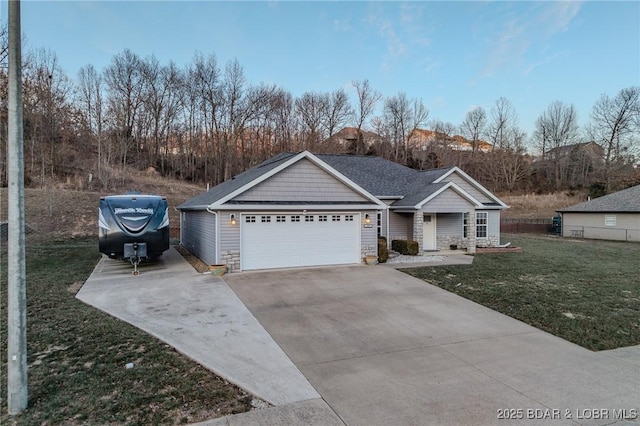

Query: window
[476,212,487,238]
[332,215,341,222]
[605,215,616,227]
[291,215,300,222]
[276,215,286,223]
[245,216,256,223]
[345,215,354,222]
[377,212,382,237]
[261,215,271,223]
[318,215,328,222]
[305,215,314,222]
[463,213,468,238]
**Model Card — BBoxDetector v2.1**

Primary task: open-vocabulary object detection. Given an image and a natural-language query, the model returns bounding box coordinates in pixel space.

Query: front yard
[403,234,640,351]
[0,238,252,425]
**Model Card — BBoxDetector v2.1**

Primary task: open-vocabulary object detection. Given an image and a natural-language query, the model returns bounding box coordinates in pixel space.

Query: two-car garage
[240,213,361,270]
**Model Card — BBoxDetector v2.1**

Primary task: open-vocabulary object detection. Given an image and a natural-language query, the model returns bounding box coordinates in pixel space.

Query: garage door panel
[241,214,359,270]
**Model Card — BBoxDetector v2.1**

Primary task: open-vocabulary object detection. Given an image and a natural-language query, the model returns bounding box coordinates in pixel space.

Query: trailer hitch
[130,242,141,276]
[124,242,147,276]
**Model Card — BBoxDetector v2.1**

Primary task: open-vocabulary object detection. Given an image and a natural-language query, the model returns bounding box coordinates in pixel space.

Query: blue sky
[4,1,640,136]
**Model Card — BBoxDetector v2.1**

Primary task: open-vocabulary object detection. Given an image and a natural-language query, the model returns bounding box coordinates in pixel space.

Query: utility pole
[7,0,28,415]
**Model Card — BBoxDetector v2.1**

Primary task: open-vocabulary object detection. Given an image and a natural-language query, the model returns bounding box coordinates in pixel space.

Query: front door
[422,213,436,250]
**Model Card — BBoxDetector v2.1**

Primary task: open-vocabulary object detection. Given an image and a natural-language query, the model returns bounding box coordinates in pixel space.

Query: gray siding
[233,158,369,203]
[220,211,241,251]
[444,172,494,204]
[421,187,474,212]
[389,212,412,241]
[181,211,217,265]
[488,210,500,237]
[361,210,378,258]
[562,212,640,242]
[436,213,463,236]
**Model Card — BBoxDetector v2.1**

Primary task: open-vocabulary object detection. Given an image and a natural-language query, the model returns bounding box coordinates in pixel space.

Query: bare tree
[588,86,640,190]
[22,48,73,183]
[323,89,352,138]
[295,91,328,150]
[487,97,519,150]
[532,100,580,189]
[460,106,487,155]
[382,92,428,163]
[77,64,105,184]
[104,49,146,176]
[351,79,381,155]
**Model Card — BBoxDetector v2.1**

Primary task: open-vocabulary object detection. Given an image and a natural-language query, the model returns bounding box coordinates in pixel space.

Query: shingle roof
[317,154,452,199]
[178,151,486,211]
[558,185,640,213]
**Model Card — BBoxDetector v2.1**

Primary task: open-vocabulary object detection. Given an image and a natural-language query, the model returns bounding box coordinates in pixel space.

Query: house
[177,151,508,272]
[408,129,493,152]
[557,184,640,242]
[323,127,385,151]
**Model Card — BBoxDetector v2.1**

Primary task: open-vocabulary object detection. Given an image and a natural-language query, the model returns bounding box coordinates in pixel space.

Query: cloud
[479,1,583,78]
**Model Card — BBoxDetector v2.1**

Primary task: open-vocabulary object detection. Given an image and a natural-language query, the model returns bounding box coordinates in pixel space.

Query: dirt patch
[476,247,523,253]
[67,281,85,294]
[175,245,210,273]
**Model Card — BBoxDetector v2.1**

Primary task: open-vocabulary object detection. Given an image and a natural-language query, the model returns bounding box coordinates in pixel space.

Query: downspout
[206,207,219,265]
[386,208,390,249]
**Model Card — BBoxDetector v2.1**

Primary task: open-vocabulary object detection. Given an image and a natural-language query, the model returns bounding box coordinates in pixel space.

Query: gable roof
[558,185,640,213]
[178,152,387,211]
[178,151,506,211]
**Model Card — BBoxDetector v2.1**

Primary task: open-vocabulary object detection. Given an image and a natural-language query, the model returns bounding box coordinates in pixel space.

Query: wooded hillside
[1,28,638,195]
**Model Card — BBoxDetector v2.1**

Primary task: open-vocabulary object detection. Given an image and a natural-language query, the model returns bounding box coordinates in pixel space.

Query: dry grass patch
[500,192,587,218]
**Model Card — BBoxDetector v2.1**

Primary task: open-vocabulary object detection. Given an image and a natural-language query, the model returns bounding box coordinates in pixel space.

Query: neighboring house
[177,151,508,272]
[557,185,640,242]
[545,141,604,161]
[323,127,385,151]
[408,129,493,152]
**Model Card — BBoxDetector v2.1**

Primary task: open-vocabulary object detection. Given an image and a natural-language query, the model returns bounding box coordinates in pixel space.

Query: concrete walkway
[76,248,320,407]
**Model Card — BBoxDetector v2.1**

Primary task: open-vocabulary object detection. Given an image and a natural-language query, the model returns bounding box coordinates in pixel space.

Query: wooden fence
[500,218,552,234]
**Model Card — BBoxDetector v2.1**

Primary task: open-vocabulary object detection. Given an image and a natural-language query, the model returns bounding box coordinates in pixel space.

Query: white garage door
[241,213,360,270]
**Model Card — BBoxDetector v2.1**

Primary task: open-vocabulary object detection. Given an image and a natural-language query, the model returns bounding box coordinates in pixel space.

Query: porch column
[413,211,423,248]
[467,210,476,254]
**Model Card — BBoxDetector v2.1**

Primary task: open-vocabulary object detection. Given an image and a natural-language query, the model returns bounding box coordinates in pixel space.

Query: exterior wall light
[230,214,237,226]
[364,213,371,224]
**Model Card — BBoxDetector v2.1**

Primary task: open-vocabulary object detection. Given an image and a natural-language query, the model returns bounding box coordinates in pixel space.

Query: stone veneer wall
[412,212,423,246]
[361,244,377,260]
[220,250,240,272]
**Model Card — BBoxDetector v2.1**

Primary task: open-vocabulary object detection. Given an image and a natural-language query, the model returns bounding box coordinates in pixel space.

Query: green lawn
[403,235,640,351]
[1,238,252,425]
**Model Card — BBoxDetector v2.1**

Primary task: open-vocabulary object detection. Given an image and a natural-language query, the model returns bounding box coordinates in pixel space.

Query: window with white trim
[476,212,487,238]
[291,215,300,222]
[245,216,256,223]
[345,215,354,221]
[605,215,616,227]
[261,215,271,223]
[276,215,286,223]
[305,215,314,222]
[463,213,468,238]
[318,215,328,222]
[332,215,341,222]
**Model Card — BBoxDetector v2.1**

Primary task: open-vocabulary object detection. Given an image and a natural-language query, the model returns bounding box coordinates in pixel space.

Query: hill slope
[1,171,206,238]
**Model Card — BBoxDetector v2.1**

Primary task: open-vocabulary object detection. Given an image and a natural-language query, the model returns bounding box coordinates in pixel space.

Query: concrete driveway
[224,266,639,426]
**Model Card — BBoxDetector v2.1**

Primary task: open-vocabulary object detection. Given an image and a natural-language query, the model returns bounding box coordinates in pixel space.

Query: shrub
[378,237,389,263]
[392,239,419,256]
